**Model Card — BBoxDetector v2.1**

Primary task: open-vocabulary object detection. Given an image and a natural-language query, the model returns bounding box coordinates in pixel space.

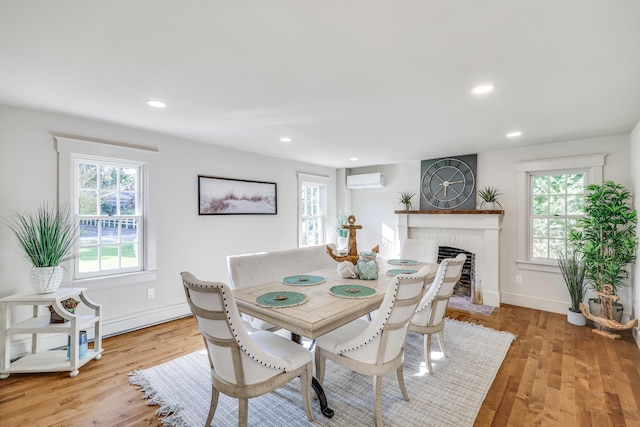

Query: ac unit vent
[346,173,385,189]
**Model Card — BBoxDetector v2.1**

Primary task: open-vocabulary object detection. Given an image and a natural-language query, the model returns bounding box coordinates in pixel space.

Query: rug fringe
[129,370,190,427]
[446,317,518,341]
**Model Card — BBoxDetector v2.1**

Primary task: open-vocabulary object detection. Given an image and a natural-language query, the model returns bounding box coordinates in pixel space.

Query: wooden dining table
[233,258,434,418]
[233,261,432,339]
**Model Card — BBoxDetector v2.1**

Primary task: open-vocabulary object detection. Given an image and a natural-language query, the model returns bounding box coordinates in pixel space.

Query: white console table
[0,288,103,378]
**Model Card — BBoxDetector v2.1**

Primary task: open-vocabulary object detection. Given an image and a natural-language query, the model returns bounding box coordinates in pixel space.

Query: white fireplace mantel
[396,210,503,307]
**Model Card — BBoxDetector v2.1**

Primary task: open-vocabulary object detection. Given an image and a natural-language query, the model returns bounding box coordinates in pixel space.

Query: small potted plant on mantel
[477,186,502,210]
[399,191,416,211]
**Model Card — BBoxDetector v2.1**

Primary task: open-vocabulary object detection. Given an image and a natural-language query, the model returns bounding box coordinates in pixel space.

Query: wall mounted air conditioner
[346,172,385,189]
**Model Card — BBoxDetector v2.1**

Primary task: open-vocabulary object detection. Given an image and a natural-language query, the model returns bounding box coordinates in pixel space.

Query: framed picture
[198,175,277,215]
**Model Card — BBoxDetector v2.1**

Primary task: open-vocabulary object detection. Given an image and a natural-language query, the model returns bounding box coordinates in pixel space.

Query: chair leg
[424,333,433,374]
[437,330,448,358]
[205,385,219,426]
[238,397,248,427]
[373,375,384,426]
[300,363,314,421]
[396,364,409,401]
[315,348,326,385]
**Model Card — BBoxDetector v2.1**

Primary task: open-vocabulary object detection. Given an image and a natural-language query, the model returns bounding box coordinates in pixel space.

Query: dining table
[233,258,434,418]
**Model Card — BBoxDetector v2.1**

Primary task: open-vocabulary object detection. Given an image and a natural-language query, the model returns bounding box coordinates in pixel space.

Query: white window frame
[56,136,158,288]
[516,154,605,272]
[297,172,329,247]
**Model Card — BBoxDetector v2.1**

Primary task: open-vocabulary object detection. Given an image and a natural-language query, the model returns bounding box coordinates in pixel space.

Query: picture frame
[198,175,277,215]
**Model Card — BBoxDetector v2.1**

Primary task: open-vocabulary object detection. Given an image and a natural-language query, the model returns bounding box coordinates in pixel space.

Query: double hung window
[57,136,157,284]
[516,154,604,271]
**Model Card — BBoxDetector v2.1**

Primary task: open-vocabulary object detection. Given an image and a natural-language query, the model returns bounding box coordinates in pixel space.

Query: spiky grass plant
[5,203,78,267]
[557,251,587,312]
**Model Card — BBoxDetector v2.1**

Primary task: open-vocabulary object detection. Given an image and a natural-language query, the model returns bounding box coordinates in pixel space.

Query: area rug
[449,296,495,316]
[129,319,515,427]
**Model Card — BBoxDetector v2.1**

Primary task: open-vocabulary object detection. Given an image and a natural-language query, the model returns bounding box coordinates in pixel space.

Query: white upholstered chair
[409,253,466,374]
[181,272,314,426]
[314,266,433,426]
[400,238,439,264]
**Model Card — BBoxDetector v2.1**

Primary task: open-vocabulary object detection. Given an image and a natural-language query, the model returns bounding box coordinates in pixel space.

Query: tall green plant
[557,251,587,312]
[569,181,638,293]
[5,203,78,267]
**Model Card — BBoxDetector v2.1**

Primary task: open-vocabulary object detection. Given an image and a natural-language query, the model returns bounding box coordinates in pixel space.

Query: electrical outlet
[147,288,155,299]
[515,275,523,285]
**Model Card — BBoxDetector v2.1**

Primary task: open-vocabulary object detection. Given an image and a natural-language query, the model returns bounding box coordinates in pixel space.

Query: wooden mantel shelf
[394,210,504,215]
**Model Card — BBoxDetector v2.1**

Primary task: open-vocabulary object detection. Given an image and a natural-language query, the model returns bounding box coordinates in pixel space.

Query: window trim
[516,154,605,272]
[56,136,158,288]
[297,172,329,248]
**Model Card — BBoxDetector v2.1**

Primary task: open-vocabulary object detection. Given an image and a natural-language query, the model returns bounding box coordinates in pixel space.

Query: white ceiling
[1,1,639,168]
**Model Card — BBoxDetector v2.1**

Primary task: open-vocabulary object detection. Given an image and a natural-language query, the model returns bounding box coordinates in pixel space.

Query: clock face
[420,155,477,210]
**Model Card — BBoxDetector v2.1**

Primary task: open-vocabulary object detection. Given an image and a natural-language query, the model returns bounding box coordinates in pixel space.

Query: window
[57,137,157,286]
[530,172,585,260]
[75,158,143,278]
[298,173,329,247]
[516,154,604,271]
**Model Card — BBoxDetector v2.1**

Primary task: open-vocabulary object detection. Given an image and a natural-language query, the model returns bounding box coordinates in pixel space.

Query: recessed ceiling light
[349,157,359,161]
[471,84,496,95]
[146,100,166,108]
[279,137,292,143]
[506,131,523,138]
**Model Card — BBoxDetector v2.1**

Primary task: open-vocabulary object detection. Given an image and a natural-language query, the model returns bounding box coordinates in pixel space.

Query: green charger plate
[282,275,325,286]
[329,285,377,299]
[256,291,307,308]
[387,259,419,265]
[386,268,419,276]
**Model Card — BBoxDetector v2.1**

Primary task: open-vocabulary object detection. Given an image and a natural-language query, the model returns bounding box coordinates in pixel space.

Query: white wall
[0,104,336,357]
[349,134,631,315]
[629,119,640,345]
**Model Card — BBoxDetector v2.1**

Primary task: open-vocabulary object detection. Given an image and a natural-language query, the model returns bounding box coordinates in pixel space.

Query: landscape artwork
[198,175,277,215]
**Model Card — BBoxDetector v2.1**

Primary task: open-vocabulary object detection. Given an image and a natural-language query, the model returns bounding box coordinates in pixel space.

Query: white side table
[0,288,102,378]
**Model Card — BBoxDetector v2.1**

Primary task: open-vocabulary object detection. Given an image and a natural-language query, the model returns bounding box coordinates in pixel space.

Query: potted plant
[477,186,502,209]
[399,191,416,211]
[557,251,587,326]
[336,210,349,250]
[569,180,638,324]
[4,203,78,294]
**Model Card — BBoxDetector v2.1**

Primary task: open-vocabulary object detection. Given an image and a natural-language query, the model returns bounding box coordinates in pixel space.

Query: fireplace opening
[437,246,476,301]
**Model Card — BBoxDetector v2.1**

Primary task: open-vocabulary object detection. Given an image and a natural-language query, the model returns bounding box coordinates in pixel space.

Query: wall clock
[419,154,477,210]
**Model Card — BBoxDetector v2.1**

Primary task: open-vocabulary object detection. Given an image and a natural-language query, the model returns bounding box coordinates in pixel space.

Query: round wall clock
[419,154,477,210]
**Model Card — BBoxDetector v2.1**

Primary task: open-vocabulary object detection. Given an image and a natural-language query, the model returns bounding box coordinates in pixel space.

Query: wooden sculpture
[580,284,638,339]
[326,214,378,264]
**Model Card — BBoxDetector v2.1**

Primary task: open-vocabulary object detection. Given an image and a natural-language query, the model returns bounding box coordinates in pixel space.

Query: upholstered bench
[227,245,336,331]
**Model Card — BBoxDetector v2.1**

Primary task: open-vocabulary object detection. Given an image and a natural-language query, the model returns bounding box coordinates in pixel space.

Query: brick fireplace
[396,210,503,307]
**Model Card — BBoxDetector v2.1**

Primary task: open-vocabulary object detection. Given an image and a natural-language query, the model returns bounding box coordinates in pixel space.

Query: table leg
[312,377,334,418]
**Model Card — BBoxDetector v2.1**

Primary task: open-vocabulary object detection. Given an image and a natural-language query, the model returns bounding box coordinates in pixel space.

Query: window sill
[70,270,157,290]
[516,260,560,274]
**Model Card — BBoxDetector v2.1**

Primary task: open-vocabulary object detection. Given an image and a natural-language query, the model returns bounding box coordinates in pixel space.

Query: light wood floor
[2,304,640,426]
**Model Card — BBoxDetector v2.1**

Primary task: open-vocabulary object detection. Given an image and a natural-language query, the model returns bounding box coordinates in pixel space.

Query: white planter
[482,201,496,210]
[30,266,64,294]
[567,308,587,326]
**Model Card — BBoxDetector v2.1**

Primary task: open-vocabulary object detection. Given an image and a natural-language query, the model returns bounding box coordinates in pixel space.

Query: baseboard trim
[501,292,567,315]
[7,303,191,361]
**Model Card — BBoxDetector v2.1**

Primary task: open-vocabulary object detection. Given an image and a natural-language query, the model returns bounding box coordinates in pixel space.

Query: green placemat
[386,268,419,276]
[282,275,326,286]
[256,291,307,308]
[329,285,377,299]
[387,259,419,265]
